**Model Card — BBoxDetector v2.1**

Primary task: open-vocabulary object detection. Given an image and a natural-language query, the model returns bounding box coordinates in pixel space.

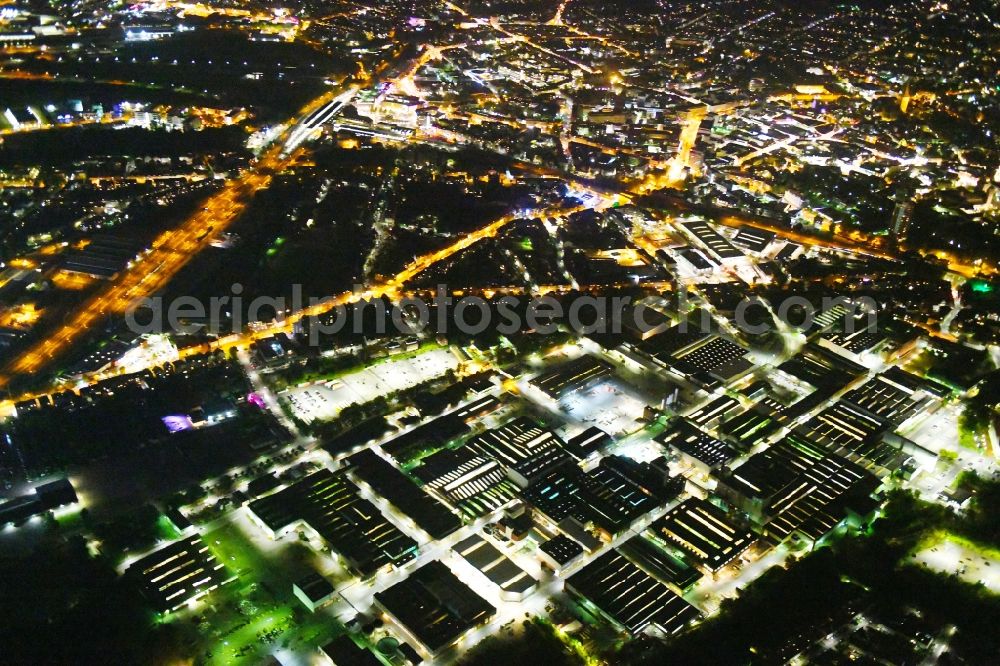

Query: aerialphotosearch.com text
[125,283,879,342]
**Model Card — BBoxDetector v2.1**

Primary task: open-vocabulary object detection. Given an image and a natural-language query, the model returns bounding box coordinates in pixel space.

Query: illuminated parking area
[280,348,459,423]
[557,377,650,436]
[909,536,1000,594]
[281,384,356,424]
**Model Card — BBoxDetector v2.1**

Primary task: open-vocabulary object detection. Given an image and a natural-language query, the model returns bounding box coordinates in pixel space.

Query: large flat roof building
[680,220,744,263]
[293,573,337,613]
[347,449,462,540]
[718,434,882,544]
[126,535,234,612]
[538,534,584,573]
[567,550,700,635]
[247,469,417,577]
[375,560,495,655]
[841,372,935,427]
[564,426,612,459]
[618,536,703,591]
[686,395,742,428]
[653,497,754,572]
[412,447,519,519]
[797,401,907,470]
[523,458,661,539]
[732,227,776,253]
[465,417,572,488]
[657,418,737,472]
[530,355,612,398]
[453,534,536,601]
[0,478,78,527]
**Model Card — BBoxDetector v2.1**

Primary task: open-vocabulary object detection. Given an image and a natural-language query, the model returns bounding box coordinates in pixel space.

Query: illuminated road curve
[186,201,603,349]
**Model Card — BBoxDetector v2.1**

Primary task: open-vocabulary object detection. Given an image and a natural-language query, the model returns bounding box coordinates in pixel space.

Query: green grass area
[203,524,279,583]
[155,515,182,542]
[958,426,981,451]
[644,418,669,440]
[364,341,447,369]
[275,341,447,390]
[399,433,470,471]
[54,508,85,531]
[206,603,295,664]
[911,529,1000,563]
[399,444,448,471]
[199,587,343,666]
[194,525,343,665]
[968,279,994,294]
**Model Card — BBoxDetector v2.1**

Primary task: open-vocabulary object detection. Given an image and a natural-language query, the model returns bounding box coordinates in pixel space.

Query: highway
[282,87,360,154]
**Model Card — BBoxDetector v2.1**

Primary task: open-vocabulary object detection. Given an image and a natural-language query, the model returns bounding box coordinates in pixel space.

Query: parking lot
[557,377,650,436]
[280,348,459,423]
[909,536,1000,594]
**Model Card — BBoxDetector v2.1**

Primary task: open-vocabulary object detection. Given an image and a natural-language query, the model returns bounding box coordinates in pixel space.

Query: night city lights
[1,1,999,664]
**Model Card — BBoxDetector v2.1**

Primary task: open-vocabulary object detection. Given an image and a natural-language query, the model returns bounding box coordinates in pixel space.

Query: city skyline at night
[1,1,999,664]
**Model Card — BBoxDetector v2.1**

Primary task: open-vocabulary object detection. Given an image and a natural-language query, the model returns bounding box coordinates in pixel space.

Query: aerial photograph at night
[1,0,1000,663]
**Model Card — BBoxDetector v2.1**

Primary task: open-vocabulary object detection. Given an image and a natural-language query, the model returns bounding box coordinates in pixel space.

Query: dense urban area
[1,0,1000,664]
